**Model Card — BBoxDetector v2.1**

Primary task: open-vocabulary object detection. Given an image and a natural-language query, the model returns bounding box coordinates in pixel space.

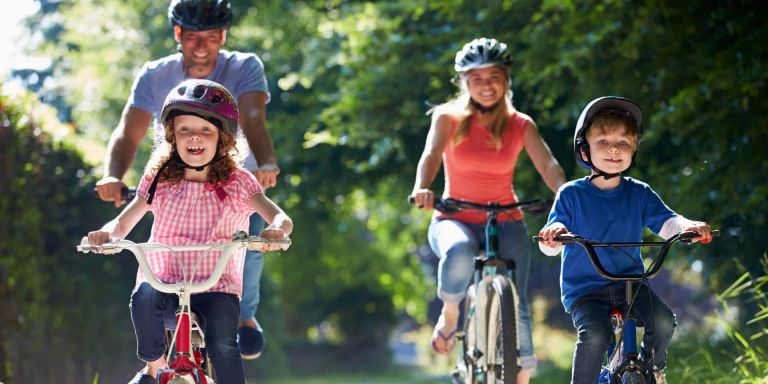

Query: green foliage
[716,255,768,382]
[0,84,141,382]
[11,0,768,380]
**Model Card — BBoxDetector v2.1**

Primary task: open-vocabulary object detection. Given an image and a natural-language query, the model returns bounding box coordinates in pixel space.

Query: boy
[537,96,712,384]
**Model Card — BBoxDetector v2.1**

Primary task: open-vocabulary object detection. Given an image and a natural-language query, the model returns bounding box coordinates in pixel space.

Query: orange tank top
[437,111,530,224]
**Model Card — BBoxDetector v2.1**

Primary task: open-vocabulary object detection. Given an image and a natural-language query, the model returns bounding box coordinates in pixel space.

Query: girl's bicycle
[416,197,551,384]
[533,230,718,384]
[77,231,290,384]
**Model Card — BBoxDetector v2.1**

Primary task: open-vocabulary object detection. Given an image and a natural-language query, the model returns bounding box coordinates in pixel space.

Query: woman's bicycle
[77,231,290,384]
[414,197,551,384]
[532,230,718,384]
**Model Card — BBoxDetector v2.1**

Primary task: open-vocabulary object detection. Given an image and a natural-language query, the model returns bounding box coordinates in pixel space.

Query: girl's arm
[411,112,453,210]
[85,196,150,245]
[250,193,293,242]
[523,120,566,193]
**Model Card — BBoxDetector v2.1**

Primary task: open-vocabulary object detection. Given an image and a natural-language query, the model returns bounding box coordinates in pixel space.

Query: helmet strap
[470,98,501,114]
[584,147,637,182]
[145,151,221,205]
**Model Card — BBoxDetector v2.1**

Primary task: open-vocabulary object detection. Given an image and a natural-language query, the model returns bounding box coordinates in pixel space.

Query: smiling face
[172,114,220,179]
[465,66,508,108]
[174,26,225,78]
[582,123,637,176]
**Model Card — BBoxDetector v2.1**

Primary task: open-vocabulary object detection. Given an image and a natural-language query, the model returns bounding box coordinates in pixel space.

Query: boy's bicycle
[414,197,551,384]
[77,231,290,384]
[533,230,717,384]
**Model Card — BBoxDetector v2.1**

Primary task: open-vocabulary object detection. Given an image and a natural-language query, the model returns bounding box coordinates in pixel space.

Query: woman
[411,37,565,383]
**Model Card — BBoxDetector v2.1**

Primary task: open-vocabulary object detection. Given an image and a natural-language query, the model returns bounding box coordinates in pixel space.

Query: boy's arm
[659,216,713,243]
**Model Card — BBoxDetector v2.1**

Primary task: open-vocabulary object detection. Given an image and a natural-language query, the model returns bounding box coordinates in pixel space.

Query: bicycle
[412,197,551,384]
[77,231,290,384]
[532,230,718,384]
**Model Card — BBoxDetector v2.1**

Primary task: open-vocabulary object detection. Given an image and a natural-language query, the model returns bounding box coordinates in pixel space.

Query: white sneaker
[653,370,667,384]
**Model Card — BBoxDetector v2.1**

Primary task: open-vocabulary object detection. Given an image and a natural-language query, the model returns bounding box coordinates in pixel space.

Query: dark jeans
[569,283,676,384]
[130,282,245,384]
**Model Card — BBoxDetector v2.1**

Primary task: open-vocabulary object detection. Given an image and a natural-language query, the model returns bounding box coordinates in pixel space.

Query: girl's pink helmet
[161,79,239,135]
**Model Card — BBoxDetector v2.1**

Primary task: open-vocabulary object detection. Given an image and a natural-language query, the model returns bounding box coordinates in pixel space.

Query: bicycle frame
[429,197,551,384]
[78,232,289,384]
[533,231,717,384]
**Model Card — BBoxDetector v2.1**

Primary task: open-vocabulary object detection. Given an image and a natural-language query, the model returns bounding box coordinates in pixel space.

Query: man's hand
[95,176,127,208]
[254,164,280,189]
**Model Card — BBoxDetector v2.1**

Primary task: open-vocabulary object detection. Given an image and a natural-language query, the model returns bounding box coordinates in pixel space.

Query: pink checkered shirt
[135,167,262,297]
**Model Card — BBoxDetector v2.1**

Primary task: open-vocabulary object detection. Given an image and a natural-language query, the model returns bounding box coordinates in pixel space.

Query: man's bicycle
[414,197,551,384]
[533,230,717,384]
[77,232,290,384]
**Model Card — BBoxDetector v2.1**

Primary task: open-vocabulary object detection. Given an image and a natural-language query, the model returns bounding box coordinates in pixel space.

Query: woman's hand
[411,189,436,211]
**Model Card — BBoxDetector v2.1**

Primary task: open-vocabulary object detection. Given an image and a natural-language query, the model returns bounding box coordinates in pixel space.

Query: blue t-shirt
[545,177,677,312]
[127,50,269,169]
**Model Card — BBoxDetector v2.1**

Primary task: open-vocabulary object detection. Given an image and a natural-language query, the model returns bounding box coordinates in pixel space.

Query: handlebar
[77,232,291,294]
[408,196,552,216]
[532,230,719,281]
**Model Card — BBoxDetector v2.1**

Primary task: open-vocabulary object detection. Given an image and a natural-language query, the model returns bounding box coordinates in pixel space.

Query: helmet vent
[210,93,223,104]
[177,86,187,95]
[193,84,206,98]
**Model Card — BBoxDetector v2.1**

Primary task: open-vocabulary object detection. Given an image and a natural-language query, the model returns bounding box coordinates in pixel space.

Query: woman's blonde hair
[145,117,241,185]
[430,68,514,150]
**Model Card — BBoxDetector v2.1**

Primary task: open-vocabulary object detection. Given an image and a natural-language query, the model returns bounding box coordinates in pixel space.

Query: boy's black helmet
[454,38,513,73]
[169,0,232,31]
[573,96,643,170]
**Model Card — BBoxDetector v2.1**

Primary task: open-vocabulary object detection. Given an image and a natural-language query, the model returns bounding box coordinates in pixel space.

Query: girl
[84,79,292,384]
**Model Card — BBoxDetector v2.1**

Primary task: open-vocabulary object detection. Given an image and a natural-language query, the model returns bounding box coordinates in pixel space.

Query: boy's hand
[682,221,713,244]
[538,223,569,248]
[258,228,289,251]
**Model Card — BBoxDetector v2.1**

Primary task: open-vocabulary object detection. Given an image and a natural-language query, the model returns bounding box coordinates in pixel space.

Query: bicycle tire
[459,284,479,384]
[486,275,519,384]
[619,371,647,384]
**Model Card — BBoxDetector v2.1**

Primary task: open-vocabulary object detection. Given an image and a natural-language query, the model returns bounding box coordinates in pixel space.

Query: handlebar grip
[679,229,720,243]
[77,243,122,254]
[532,234,576,244]
[93,186,136,203]
[247,237,292,251]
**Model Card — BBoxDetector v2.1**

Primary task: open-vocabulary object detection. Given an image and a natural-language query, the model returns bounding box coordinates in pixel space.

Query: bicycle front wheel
[486,275,519,383]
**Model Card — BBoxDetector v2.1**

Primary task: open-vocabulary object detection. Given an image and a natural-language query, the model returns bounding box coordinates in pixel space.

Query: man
[95,0,276,367]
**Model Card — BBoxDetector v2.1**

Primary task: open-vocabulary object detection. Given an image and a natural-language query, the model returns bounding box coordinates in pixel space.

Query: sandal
[431,314,457,354]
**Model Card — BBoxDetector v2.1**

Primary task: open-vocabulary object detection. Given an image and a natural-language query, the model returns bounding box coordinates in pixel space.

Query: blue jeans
[240,214,265,322]
[428,218,536,369]
[569,283,676,384]
[130,282,245,383]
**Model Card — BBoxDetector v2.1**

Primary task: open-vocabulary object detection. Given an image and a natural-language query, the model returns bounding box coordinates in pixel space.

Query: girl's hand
[537,224,569,248]
[411,189,435,211]
[84,230,112,246]
[258,227,289,251]
[682,221,713,244]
